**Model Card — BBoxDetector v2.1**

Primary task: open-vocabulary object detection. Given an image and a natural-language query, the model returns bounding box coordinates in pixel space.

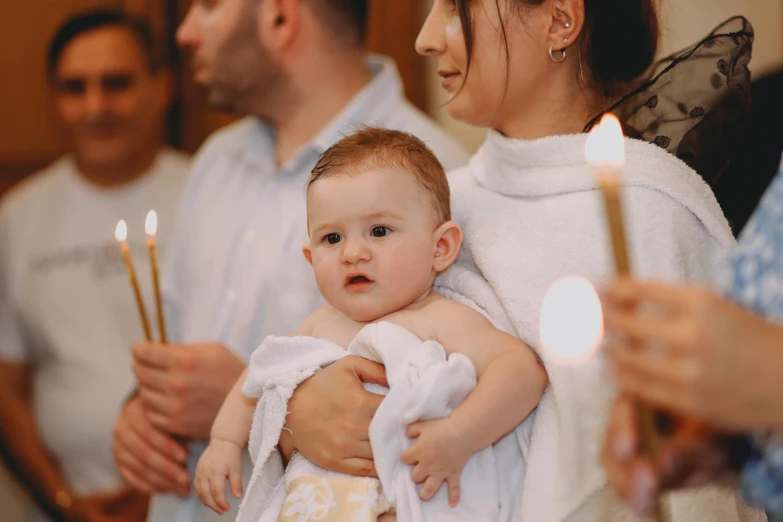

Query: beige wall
[659,0,783,75]
[424,0,783,153]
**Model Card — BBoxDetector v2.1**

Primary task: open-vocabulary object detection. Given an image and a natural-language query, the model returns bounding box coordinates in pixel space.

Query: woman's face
[416,0,550,130]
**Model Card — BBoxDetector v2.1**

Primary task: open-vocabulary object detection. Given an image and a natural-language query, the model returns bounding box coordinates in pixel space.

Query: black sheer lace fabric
[587,16,755,189]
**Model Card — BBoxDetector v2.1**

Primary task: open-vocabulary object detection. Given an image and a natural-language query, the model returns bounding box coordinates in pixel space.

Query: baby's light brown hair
[308,127,451,223]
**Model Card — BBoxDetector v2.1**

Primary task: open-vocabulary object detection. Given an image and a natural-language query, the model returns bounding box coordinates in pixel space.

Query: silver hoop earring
[549,47,567,63]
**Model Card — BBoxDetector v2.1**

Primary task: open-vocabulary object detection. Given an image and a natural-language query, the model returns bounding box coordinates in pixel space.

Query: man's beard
[205,15,287,116]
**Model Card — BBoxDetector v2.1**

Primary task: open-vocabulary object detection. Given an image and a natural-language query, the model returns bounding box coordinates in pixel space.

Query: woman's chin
[445,100,488,129]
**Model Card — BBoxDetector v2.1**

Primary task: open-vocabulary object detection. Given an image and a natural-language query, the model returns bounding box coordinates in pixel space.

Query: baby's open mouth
[349,275,371,284]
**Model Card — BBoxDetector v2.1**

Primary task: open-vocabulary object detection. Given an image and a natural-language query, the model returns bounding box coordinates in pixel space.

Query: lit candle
[115,220,152,342]
[585,114,631,276]
[145,210,167,343]
[585,114,667,522]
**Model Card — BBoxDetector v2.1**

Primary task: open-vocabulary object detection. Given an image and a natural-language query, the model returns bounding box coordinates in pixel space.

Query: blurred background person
[0,11,189,522]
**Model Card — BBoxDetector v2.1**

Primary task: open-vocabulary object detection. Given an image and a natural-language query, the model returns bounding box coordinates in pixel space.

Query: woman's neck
[494,75,605,141]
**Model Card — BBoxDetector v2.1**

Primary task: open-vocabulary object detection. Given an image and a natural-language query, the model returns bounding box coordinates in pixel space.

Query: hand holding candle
[585,114,666,522]
[115,220,152,342]
[146,210,168,343]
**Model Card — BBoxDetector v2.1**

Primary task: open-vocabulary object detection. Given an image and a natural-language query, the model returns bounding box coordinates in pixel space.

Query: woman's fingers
[447,476,461,507]
[419,476,443,501]
[334,457,378,478]
[411,464,427,484]
[603,397,640,502]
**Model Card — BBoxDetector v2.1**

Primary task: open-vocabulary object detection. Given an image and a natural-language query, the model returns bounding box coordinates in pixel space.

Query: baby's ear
[302,244,313,265]
[432,221,463,273]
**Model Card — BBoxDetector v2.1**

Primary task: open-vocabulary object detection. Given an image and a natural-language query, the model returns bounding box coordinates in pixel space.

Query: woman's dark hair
[454,0,660,98]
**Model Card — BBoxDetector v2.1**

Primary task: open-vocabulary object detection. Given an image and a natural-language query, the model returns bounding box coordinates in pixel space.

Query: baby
[194,128,547,521]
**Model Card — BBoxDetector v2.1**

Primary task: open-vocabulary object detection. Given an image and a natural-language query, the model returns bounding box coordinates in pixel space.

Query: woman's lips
[440,72,460,90]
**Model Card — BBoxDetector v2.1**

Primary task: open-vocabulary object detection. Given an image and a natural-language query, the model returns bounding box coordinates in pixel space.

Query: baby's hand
[194,439,244,515]
[400,417,472,507]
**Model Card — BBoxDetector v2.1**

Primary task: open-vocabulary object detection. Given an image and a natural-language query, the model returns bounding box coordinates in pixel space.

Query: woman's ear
[432,221,463,273]
[547,0,585,56]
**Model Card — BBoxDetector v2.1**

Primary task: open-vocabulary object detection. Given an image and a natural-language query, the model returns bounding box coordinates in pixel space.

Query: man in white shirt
[0,11,189,522]
[110,1,468,522]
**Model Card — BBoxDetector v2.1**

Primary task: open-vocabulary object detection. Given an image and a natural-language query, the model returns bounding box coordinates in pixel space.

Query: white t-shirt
[0,149,190,502]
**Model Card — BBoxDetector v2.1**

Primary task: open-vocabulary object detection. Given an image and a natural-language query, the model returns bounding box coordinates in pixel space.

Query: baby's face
[306,168,440,322]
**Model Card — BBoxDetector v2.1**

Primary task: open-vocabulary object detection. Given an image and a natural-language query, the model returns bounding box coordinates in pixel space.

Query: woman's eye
[324,233,341,245]
[371,226,391,238]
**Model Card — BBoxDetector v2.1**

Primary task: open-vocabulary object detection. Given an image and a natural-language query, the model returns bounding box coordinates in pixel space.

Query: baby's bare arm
[211,367,256,446]
[431,301,548,453]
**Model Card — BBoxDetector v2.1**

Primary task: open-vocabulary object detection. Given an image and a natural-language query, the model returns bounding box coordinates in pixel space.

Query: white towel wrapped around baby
[235,321,529,522]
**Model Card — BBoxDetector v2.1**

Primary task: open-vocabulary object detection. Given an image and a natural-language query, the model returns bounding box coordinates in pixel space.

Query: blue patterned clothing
[725,157,783,517]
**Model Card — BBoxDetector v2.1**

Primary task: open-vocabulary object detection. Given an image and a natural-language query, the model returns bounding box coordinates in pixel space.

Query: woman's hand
[602,395,736,516]
[603,279,783,432]
[281,356,388,477]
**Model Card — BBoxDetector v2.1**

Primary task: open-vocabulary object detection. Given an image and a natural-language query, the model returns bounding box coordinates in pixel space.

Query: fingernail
[631,469,656,515]
[662,452,682,481]
[613,432,634,461]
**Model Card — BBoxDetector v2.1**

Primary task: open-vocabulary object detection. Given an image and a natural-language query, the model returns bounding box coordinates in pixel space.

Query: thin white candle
[115,220,152,342]
[145,210,167,343]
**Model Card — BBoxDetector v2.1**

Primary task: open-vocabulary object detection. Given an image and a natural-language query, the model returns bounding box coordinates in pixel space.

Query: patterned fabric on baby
[725,163,783,517]
[278,476,393,522]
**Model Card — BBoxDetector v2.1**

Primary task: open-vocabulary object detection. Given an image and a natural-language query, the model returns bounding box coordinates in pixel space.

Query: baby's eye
[324,233,341,245]
[371,226,391,238]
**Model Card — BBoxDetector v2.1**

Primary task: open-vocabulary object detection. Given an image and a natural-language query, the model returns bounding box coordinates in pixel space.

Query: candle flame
[115,220,127,242]
[585,113,625,167]
[539,276,604,364]
[145,210,157,237]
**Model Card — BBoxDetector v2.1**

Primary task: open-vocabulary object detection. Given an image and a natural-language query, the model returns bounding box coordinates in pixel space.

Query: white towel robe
[237,321,528,522]
[434,132,765,522]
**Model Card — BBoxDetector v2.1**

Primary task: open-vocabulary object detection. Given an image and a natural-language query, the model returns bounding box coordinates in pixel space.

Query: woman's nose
[416,4,448,57]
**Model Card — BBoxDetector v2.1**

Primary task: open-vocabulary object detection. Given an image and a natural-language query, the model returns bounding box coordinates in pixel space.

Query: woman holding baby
[238,1,761,521]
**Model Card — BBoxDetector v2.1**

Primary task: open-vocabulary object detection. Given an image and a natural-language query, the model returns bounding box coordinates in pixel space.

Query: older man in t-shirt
[0,11,189,522]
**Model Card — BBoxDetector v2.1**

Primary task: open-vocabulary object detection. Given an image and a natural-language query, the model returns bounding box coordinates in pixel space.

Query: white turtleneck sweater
[435,131,763,522]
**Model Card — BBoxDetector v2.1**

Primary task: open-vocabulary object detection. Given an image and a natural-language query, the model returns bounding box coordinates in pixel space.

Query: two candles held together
[114,210,167,344]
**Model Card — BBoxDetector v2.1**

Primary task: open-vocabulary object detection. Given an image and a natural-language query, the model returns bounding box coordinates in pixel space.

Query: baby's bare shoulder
[296,306,340,336]
[425,293,491,324]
